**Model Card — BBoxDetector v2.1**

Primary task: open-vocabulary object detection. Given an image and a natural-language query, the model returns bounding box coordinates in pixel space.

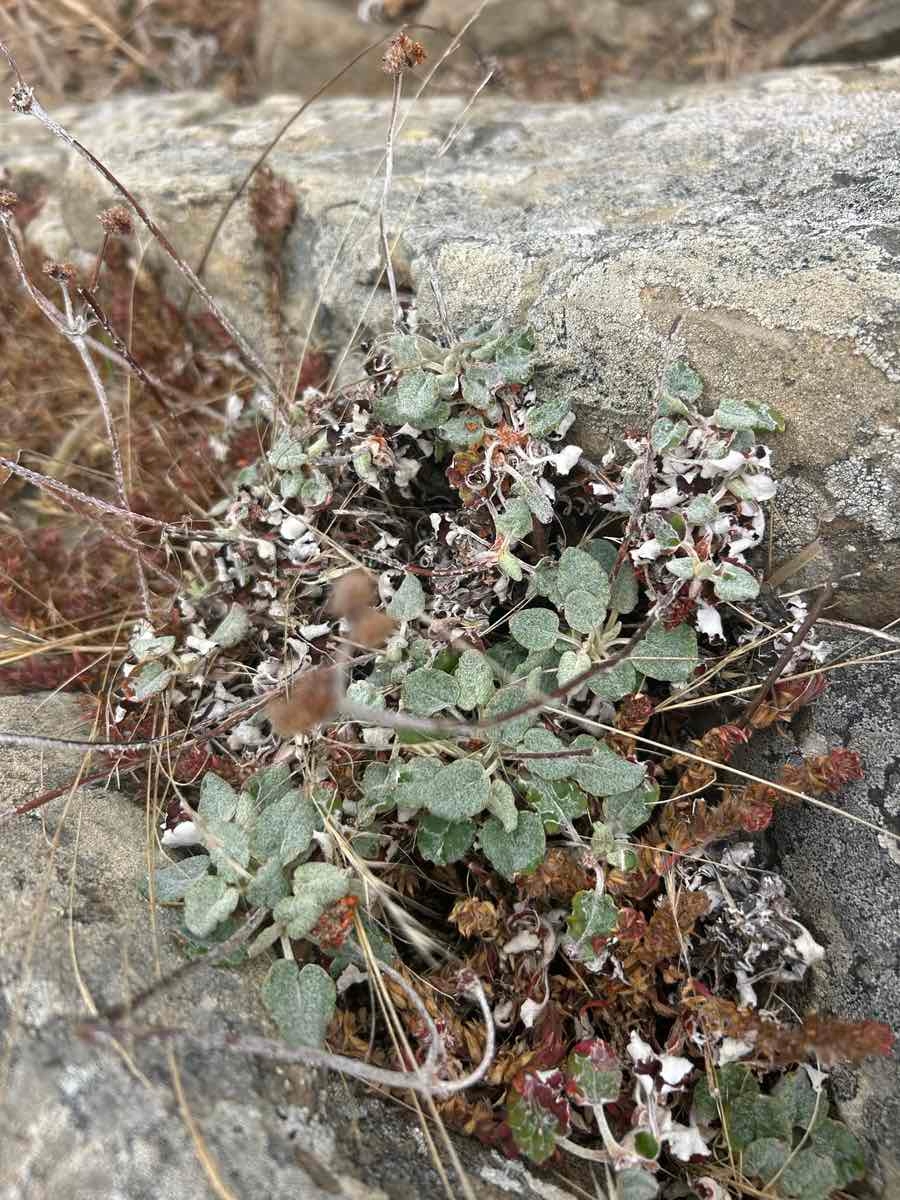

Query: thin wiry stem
[380,73,403,327]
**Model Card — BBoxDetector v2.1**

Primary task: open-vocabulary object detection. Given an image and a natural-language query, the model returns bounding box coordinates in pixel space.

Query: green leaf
[557,547,610,603]
[610,561,639,615]
[262,960,336,1049]
[358,760,400,825]
[616,1168,659,1200]
[425,759,491,821]
[564,1040,622,1104]
[394,756,440,814]
[492,328,535,385]
[772,1069,818,1131]
[495,497,534,541]
[202,817,250,884]
[808,1119,866,1188]
[728,1094,792,1151]
[692,1065,759,1124]
[480,811,546,880]
[509,608,560,652]
[486,779,518,832]
[685,495,719,524]
[714,562,760,602]
[377,369,446,429]
[244,763,292,807]
[388,332,443,368]
[439,413,485,447]
[713,396,785,433]
[525,778,588,833]
[507,1077,569,1165]
[388,573,426,620]
[564,588,606,634]
[209,602,250,649]
[183,874,240,937]
[588,657,638,702]
[454,649,494,710]
[590,821,617,861]
[299,467,331,508]
[780,1149,839,1200]
[604,779,658,835]
[250,790,317,865]
[402,667,460,716]
[531,559,564,608]
[742,1138,791,1185]
[633,1131,660,1161]
[273,864,353,939]
[198,771,238,822]
[127,661,172,701]
[497,548,524,581]
[632,621,698,683]
[557,650,591,689]
[663,359,703,404]
[129,625,175,661]
[651,417,689,452]
[570,735,646,797]
[416,814,476,865]
[245,856,291,908]
[267,433,307,470]
[484,685,538,746]
[145,855,211,902]
[525,394,570,438]
[520,727,572,781]
[646,512,682,548]
[566,890,618,943]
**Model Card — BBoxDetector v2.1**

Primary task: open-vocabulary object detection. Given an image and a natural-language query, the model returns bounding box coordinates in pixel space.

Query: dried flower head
[0,189,19,214]
[266,668,340,736]
[382,33,426,76]
[9,84,34,113]
[98,205,134,237]
[349,607,397,650]
[42,260,79,283]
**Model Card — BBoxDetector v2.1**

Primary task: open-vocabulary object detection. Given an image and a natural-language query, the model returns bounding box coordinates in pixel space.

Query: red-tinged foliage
[311,895,358,952]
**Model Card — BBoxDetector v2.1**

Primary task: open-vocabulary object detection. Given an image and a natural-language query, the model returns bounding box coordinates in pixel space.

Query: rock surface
[0,694,581,1200]
[740,635,900,1195]
[0,62,898,621]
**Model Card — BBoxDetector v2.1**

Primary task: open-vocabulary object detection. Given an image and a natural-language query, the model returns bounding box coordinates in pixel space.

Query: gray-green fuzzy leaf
[557,547,610,602]
[183,874,240,937]
[145,855,211,903]
[250,790,317,865]
[564,588,606,634]
[632,621,698,683]
[486,779,519,832]
[198,771,238,822]
[570,735,646,797]
[425,759,491,821]
[388,573,426,620]
[210,603,250,649]
[454,649,495,710]
[480,811,546,880]
[262,960,336,1049]
[402,667,460,716]
[509,608,560,652]
[416,814,476,865]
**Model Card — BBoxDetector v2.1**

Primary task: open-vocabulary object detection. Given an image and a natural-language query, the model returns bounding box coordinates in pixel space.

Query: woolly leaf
[402,667,460,716]
[557,650,591,689]
[244,763,292,807]
[564,1039,622,1104]
[267,434,307,470]
[532,560,564,608]
[780,1149,839,1200]
[480,811,546,880]
[809,1120,866,1188]
[484,685,538,746]
[495,497,534,541]
[525,778,588,833]
[454,649,494,710]
[692,1064,759,1124]
[651,417,689,452]
[492,328,535,385]
[507,1073,570,1164]
[604,779,659,835]
[198,771,238,822]
[632,621,698,682]
[250,790,317,865]
[686,495,719,524]
[416,814,476,865]
[772,1069,818,1131]
[728,1094,791,1151]
[425,759,490,821]
[714,562,760,601]
[245,856,291,909]
[526,394,570,438]
[274,864,353,939]
[713,396,785,433]
[588,657,638,702]
[510,608,560,652]
[616,1169,659,1200]
[376,370,447,429]
[129,625,175,661]
[610,560,639,614]
[742,1138,791,1186]
[262,960,336,1049]
[394,756,440,814]
[389,573,426,620]
[564,588,607,634]
[183,874,239,937]
[497,548,524,581]
[201,817,250,885]
[557,547,610,603]
[486,779,519,833]
[299,468,331,508]
[127,661,173,701]
[210,602,250,648]
[663,360,703,405]
[439,413,485,447]
[520,727,573,781]
[146,855,211,903]
[570,735,646,796]
[566,890,618,943]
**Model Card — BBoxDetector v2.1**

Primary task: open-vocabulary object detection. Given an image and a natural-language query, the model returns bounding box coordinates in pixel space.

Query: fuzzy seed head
[266,668,340,736]
[327,568,377,620]
[98,205,134,237]
[42,260,78,283]
[382,33,426,76]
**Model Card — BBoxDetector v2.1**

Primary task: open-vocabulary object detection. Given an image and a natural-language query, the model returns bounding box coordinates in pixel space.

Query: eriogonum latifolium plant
[124,321,891,1199]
